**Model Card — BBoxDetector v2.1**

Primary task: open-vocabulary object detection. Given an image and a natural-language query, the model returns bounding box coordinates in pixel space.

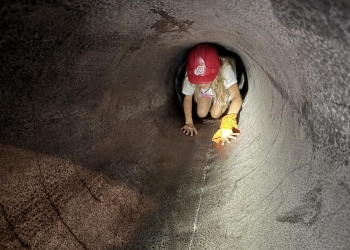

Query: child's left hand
[220,129,239,145]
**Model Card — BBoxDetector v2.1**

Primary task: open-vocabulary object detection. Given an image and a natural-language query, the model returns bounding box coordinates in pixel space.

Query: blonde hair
[193,57,236,110]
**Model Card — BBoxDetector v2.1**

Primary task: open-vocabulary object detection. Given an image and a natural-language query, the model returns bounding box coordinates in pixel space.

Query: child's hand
[221,129,239,145]
[181,124,198,136]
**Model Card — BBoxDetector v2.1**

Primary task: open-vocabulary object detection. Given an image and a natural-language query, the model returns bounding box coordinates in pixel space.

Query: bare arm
[183,95,194,124]
[227,83,242,115]
[181,95,198,136]
[214,83,242,145]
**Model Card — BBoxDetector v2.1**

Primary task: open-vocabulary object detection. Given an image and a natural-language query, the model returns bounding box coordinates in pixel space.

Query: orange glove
[212,114,238,144]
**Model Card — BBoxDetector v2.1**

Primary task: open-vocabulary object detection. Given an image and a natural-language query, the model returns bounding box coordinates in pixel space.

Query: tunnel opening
[174,43,249,118]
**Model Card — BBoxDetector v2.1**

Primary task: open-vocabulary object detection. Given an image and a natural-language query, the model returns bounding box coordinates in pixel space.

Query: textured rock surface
[0,0,349,249]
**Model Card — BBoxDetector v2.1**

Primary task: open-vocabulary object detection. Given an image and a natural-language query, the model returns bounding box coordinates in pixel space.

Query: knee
[197,109,209,118]
[210,110,221,119]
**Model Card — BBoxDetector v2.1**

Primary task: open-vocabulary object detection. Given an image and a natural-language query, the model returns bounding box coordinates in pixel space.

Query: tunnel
[1,0,349,249]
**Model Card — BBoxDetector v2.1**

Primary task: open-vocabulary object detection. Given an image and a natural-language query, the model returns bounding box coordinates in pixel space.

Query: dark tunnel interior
[0,0,349,249]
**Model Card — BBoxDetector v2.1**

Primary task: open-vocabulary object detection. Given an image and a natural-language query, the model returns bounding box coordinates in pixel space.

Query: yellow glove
[212,114,238,144]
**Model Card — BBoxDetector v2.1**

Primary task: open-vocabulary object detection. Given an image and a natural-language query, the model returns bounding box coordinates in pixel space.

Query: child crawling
[181,44,242,145]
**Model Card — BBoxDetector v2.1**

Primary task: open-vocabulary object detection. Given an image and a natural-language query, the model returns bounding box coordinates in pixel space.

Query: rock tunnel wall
[1,0,349,249]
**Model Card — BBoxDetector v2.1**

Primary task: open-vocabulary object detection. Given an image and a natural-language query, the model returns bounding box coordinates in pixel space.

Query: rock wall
[1,0,349,249]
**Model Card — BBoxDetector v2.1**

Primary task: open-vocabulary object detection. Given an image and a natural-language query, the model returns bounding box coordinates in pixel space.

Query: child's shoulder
[220,56,236,66]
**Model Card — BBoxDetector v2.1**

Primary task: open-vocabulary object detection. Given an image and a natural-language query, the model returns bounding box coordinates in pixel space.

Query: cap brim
[188,73,217,84]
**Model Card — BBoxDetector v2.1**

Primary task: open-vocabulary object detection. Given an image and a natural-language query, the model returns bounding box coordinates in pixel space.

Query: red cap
[186,44,220,84]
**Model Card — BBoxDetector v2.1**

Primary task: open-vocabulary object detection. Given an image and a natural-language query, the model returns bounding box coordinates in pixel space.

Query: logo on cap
[194,66,204,75]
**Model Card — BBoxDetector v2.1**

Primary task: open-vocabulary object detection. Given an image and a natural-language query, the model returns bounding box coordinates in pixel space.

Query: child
[181,44,242,145]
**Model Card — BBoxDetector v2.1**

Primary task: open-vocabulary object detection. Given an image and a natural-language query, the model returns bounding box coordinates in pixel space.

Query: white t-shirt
[182,63,238,99]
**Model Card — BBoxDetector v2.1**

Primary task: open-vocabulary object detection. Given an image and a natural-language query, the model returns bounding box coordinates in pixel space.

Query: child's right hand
[181,124,198,136]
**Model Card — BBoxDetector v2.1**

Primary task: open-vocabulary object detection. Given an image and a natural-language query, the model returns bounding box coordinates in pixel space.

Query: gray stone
[0,0,349,249]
